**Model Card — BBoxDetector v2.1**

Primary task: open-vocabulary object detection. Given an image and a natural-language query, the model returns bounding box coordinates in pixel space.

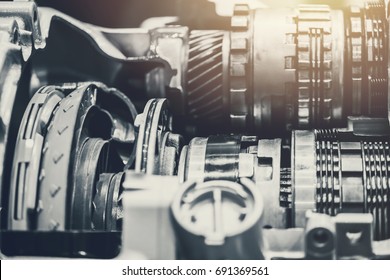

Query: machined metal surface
[1,0,390,261]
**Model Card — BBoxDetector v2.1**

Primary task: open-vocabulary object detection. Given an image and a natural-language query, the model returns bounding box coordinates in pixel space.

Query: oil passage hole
[312,228,330,248]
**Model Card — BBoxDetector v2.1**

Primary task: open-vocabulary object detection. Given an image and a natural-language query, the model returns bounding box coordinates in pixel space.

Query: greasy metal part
[171,178,264,259]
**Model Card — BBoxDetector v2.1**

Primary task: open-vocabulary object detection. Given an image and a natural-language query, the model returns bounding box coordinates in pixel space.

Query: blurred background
[24,0,368,28]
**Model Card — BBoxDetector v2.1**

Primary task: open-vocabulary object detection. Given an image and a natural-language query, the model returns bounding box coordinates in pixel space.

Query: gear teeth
[280,168,292,208]
[187,30,225,124]
[229,4,251,131]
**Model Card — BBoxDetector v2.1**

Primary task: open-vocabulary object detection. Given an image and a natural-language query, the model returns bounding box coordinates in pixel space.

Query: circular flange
[92,172,124,231]
[135,98,173,174]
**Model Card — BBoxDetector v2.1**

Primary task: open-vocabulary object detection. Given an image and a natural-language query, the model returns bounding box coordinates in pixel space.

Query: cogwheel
[187,30,226,124]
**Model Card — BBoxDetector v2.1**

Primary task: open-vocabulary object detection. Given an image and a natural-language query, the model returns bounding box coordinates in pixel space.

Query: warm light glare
[209,0,389,16]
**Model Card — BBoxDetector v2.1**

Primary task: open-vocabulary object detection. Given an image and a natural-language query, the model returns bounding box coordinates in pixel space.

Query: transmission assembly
[1,0,390,260]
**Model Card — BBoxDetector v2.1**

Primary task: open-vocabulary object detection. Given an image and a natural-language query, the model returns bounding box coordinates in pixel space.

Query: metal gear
[229,4,252,131]
[187,30,227,125]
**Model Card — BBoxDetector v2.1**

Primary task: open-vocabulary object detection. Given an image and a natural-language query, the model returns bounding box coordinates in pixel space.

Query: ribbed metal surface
[313,129,390,240]
[365,1,388,116]
[362,141,390,240]
[187,30,225,124]
[280,168,292,208]
[315,130,341,216]
[366,0,386,9]
[296,5,333,128]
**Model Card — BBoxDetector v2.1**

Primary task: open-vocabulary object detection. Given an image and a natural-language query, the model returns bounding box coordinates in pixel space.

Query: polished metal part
[1,0,390,261]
